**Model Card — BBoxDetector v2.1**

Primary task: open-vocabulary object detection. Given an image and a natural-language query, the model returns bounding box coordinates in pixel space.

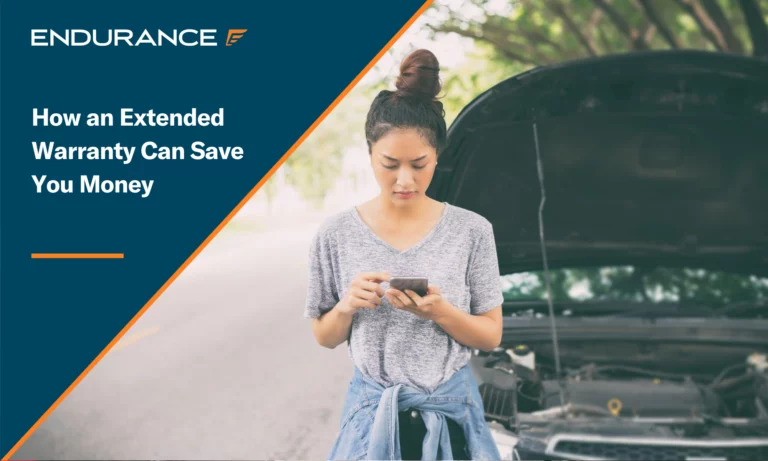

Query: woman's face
[370,128,438,206]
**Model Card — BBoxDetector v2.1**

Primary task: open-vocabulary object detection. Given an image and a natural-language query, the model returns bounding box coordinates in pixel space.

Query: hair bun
[395,49,442,101]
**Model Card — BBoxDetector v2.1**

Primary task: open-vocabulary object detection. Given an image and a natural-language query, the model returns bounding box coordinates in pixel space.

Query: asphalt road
[13,224,353,460]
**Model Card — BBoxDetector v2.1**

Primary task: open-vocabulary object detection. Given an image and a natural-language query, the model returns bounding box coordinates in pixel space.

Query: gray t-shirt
[303,202,504,393]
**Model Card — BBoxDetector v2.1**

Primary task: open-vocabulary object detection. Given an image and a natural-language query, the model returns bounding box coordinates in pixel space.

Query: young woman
[304,49,504,460]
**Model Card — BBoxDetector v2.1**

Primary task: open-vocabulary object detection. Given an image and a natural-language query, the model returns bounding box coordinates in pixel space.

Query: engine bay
[471,344,768,434]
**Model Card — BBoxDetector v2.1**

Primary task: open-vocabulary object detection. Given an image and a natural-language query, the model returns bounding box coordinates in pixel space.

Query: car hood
[428,51,768,275]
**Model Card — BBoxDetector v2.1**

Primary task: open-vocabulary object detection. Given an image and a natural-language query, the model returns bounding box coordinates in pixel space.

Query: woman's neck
[374,194,435,221]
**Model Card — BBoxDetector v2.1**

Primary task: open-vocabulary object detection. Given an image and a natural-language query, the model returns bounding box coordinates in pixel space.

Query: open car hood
[428,51,768,275]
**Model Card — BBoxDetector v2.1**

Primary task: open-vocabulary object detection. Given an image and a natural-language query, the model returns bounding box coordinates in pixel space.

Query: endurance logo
[226,29,247,46]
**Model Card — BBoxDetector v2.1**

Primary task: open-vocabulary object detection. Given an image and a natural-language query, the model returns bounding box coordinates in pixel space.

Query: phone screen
[389,276,428,297]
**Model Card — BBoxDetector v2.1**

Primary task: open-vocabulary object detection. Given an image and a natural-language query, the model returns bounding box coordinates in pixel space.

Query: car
[426,50,768,460]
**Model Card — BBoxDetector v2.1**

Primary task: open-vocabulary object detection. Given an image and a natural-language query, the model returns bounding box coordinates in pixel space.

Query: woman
[304,49,504,461]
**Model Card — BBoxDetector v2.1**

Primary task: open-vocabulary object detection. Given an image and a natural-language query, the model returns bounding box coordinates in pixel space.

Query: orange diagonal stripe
[31,253,124,259]
[2,1,433,459]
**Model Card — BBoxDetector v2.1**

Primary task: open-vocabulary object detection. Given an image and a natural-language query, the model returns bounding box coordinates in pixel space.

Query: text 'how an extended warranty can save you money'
[31,108,244,198]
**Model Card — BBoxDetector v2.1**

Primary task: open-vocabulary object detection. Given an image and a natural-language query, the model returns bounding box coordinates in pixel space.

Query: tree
[426,0,768,70]
[282,83,375,209]
[262,173,279,216]
[502,265,768,312]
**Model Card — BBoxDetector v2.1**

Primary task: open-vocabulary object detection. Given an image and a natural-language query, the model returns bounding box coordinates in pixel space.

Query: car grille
[549,436,768,461]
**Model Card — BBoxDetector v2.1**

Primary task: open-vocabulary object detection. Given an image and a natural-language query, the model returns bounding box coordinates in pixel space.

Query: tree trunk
[593,0,651,50]
[637,0,682,49]
[544,0,599,56]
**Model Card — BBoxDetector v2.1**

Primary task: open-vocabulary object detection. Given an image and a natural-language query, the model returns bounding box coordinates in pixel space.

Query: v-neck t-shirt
[303,202,505,393]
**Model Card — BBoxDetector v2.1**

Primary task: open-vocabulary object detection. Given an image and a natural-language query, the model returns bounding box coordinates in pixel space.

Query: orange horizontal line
[31,253,124,259]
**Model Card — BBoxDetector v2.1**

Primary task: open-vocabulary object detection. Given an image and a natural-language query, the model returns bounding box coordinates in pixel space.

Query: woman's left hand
[386,285,450,321]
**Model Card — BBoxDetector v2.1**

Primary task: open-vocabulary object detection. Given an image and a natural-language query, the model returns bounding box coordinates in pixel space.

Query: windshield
[501,266,768,309]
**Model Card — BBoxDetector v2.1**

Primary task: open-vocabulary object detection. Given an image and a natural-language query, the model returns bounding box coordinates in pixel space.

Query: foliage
[502,266,768,308]
[281,84,375,209]
[427,0,768,68]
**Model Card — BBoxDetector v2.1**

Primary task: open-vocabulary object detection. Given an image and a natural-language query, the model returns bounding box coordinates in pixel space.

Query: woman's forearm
[433,303,502,352]
[312,302,354,349]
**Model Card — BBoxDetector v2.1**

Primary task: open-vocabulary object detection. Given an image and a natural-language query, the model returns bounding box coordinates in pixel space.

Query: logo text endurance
[31,29,219,47]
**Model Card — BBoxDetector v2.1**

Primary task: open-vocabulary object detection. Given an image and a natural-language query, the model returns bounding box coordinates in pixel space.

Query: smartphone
[389,276,428,297]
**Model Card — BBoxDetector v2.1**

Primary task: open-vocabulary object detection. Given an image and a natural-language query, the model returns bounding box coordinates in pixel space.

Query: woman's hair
[365,49,447,156]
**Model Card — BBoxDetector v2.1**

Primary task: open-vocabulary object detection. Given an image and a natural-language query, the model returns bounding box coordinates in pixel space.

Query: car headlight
[488,424,519,460]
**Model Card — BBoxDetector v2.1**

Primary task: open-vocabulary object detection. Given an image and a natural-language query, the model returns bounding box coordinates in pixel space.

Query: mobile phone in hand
[389,276,428,297]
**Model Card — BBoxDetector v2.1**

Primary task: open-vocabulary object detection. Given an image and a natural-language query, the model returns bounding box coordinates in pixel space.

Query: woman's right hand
[337,271,391,316]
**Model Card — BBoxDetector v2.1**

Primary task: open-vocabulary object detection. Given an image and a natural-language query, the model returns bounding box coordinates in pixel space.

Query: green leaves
[429,0,768,66]
[502,265,768,309]
[281,84,373,209]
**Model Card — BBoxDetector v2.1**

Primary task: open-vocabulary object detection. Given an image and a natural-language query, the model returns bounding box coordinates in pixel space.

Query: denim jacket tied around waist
[327,364,501,461]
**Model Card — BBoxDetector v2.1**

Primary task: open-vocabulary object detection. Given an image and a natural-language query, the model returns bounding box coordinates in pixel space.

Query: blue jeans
[327,364,501,460]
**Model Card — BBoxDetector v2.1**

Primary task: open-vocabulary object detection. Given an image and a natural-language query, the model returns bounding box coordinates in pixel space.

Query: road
[13,223,352,460]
